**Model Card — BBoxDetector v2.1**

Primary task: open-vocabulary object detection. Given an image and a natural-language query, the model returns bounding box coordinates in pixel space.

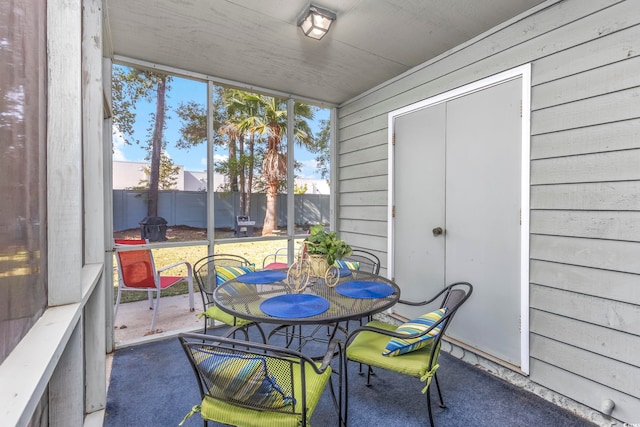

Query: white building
[113,160,329,194]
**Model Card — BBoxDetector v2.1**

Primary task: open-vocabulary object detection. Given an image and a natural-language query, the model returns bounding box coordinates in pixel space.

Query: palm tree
[176,89,316,235]
[240,96,314,235]
[219,90,262,215]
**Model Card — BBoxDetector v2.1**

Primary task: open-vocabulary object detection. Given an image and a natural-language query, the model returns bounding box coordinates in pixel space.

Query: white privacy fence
[113,190,330,231]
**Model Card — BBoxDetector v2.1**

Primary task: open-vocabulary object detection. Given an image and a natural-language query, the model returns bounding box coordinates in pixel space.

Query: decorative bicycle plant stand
[286,241,343,291]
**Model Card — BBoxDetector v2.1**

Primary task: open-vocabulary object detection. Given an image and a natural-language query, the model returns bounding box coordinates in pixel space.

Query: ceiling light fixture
[297,4,336,40]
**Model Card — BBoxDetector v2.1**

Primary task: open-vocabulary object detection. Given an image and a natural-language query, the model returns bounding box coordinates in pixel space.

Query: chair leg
[366,365,373,386]
[424,373,445,427]
[229,323,249,341]
[426,385,436,427]
[186,277,195,312]
[252,322,267,344]
[434,372,446,408]
[342,348,348,427]
[356,317,369,375]
[113,287,122,321]
[359,362,375,377]
[326,345,347,427]
[202,316,209,334]
[238,327,249,341]
[150,289,160,331]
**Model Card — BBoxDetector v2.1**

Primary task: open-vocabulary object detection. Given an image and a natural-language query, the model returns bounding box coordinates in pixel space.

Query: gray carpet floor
[105,325,595,427]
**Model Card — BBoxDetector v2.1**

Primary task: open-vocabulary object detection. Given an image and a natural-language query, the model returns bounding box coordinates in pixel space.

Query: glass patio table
[213,268,400,354]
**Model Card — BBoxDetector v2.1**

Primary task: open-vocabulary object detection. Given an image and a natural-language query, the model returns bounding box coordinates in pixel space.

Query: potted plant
[304,224,352,276]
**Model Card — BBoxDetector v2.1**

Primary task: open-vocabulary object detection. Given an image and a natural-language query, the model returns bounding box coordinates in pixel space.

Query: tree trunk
[238,136,246,215]
[261,131,285,236]
[262,180,278,235]
[247,135,254,216]
[229,136,238,192]
[147,76,166,217]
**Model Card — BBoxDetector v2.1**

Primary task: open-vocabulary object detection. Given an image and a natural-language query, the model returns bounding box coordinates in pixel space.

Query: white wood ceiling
[104,0,547,105]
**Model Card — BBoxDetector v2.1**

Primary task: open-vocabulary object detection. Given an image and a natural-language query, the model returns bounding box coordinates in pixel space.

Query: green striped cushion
[194,348,294,408]
[382,308,447,357]
[334,260,360,270]
[215,265,255,285]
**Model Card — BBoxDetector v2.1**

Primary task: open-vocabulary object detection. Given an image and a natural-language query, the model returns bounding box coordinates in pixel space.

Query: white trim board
[387,64,531,374]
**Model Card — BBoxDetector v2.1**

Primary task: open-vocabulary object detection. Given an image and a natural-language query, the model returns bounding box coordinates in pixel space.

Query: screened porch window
[112,65,332,267]
[0,0,48,364]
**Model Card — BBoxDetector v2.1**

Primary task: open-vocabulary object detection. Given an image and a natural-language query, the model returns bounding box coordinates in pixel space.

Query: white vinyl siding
[337,0,640,423]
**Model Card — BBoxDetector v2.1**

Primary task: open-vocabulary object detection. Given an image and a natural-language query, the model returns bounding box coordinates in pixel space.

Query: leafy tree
[112,66,172,217]
[129,152,181,190]
[176,88,260,214]
[313,119,331,183]
[294,183,308,194]
[146,74,170,216]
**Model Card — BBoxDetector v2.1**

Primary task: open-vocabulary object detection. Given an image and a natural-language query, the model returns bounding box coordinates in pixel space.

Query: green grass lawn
[113,239,300,304]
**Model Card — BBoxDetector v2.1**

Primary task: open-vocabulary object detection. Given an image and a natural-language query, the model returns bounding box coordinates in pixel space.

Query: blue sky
[112,74,328,179]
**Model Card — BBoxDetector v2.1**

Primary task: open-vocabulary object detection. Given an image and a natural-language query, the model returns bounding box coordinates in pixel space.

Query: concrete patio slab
[113,293,205,348]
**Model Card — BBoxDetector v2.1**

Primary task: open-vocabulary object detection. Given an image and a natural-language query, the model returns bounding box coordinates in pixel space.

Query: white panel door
[392,76,524,367]
[393,103,446,319]
[444,78,522,365]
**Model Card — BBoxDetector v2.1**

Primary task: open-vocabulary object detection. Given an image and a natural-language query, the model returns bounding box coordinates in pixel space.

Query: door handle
[432,227,444,236]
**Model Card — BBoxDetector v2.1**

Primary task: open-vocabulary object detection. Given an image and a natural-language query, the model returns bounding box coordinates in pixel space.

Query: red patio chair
[114,239,194,332]
[262,247,289,270]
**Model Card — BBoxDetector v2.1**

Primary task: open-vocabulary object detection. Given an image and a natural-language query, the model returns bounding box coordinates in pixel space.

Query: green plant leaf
[304,225,352,266]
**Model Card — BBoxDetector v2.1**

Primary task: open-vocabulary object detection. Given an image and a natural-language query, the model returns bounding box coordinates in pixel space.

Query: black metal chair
[336,249,382,333]
[179,332,346,427]
[193,254,265,341]
[345,282,473,427]
[337,249,381,275]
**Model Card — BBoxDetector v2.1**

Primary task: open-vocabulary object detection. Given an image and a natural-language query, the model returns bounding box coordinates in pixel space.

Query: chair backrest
[114,239,157,289]
[193,254,253,302]
[179,332,334,424]
[422,282,473,369]
[262,247,288,269]
[339,249,381,274]
[437,282,473,338]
